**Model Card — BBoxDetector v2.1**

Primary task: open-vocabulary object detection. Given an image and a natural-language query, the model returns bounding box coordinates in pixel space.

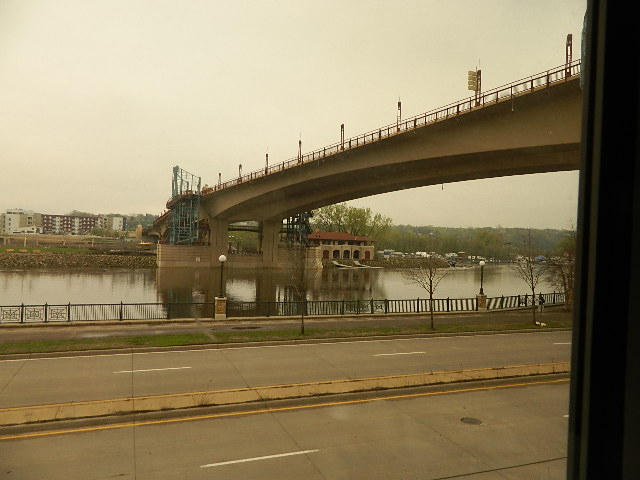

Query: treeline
[375,225,573,260]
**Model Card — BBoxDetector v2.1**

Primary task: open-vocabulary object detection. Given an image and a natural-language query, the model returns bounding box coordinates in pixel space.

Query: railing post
[370,298,374,314]
[416,298,420,313]
[341,299,345,315]
[44,302,48,323]
[20,303,24,323]
[500,296,504,309]
[167,302,172,320]
[119,301,123,321]
[447,297,450,312]
[385,299,388,314]
[67,302,71,322]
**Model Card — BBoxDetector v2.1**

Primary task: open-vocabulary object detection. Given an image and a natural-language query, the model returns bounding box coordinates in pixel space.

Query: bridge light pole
[478,260,486,295]
[341,124,344,150]
[397,99,401,131]
[265,153,269,174]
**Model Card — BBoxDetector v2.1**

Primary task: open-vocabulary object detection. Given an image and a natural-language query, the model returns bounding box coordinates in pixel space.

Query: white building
[1,209,39,234]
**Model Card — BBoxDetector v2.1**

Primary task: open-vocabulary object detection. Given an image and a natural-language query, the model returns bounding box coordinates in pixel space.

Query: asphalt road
[0,330,571,409]
[0,379,570,479]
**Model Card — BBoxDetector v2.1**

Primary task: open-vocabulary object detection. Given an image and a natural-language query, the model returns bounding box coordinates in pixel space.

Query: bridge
[151,59,582,268]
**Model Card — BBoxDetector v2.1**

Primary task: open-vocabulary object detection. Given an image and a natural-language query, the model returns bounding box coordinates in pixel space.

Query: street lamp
[478,260,486,295]
[218,254,227,297]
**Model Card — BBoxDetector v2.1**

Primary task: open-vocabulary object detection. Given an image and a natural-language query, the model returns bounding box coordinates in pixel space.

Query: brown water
[0,264,555,305]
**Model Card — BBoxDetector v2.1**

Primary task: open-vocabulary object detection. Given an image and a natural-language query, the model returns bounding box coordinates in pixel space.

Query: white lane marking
[374,351,426,357]
[553,342,571,345]
[113,366,192,374]
[0,330,570,362]
[200,449,319,468]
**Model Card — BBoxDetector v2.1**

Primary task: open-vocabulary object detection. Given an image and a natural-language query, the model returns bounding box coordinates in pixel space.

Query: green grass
[0,321,572,355]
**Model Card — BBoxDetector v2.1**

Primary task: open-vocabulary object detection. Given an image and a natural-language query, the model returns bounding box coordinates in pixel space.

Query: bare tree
[401,257,450,329]
[284,243,309,334]
[512,230,547,324]
[545,230,576,311]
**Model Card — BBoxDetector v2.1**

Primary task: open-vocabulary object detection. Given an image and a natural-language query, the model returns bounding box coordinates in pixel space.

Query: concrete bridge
[153,60,582,268]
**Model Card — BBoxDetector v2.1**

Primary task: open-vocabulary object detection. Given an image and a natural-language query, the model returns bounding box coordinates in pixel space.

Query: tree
[512,230,547,324]
[401,257,450,329]
[545,230,576,311]
[312,203,392,238]
[284,243,309,334]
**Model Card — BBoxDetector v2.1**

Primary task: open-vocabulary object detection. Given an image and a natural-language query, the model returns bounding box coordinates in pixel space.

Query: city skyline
[0,1,586,229]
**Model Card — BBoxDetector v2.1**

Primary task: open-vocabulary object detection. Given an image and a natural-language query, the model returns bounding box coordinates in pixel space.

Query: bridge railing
[201,59,581,197]
[0,292,565,323]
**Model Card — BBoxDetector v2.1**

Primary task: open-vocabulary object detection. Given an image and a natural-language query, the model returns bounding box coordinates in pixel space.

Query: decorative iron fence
[0,293,565,323]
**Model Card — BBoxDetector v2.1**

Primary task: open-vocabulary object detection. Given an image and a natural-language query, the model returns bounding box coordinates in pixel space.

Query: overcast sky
[0,0,585,229]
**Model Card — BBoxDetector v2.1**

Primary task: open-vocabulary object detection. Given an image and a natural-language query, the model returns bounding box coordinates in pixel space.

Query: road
[0,330,571,409]
[0,379,570,479]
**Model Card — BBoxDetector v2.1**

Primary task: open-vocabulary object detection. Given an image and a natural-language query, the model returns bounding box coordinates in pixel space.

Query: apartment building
[0,209,40,234]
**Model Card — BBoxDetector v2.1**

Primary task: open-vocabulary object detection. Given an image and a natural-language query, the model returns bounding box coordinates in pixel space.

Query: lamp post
[478,260,486,295]
[218,254,227,298]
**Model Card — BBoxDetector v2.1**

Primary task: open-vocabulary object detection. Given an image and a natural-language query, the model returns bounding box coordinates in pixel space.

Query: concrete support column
[260,219,281,267]
[476,294,487,310]
[214,296,227,320]
[209,218,229,264]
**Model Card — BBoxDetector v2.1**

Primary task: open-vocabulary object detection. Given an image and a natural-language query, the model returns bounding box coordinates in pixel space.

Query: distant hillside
[376,225,573,260]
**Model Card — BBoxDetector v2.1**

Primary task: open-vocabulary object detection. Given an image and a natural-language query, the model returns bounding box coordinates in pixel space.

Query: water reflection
[1,264,556,305]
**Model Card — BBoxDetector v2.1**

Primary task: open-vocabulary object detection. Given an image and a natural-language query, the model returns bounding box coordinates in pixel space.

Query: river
[0,264,555,305]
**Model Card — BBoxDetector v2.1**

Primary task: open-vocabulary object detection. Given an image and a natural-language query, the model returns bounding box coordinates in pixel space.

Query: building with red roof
[307,231,376,260]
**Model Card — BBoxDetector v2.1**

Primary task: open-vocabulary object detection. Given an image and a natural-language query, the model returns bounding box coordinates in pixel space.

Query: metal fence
[487,292,566,310]
[0,292,565,323]
[0,302,214,324]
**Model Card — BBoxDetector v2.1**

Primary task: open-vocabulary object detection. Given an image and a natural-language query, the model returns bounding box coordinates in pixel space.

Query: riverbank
[0,309,572,355]
[0,251,156,269]
[322,257,453,269]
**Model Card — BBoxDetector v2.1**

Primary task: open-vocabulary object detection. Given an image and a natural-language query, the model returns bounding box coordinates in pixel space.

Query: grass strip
[0,321,572,355]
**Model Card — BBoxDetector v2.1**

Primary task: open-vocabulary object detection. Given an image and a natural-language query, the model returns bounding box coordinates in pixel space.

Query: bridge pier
[209,218,229,260]
[260,220,281,267]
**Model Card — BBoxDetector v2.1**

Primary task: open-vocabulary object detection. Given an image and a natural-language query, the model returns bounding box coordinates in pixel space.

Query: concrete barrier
[0,361,569,426]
